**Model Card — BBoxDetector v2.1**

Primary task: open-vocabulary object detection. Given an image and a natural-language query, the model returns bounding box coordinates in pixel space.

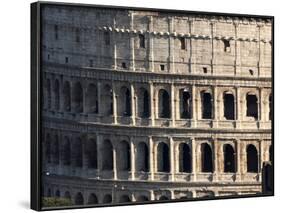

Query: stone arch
[53,79,60,110]
[179,143,191,173]
[247,144,258,173]
[45,133,51,163]
[223,92,235,120]
[85,138,97,169]
[72,82,83,113]
[180,89,191,119]
[102,84,113,115]
[119,86,131,116]
[157,142,170,172]
[119,194,131,203]
[158,89,170,118]
[201,143,213,172]
[62,81,71,112]
[118,140,131,171]
[73,137,83,168]
[46,79,51,109]
[52,134,59,165]
[74,192,84,205]
[62,136,71,166]
[223,144,236,173]
[103,194,112,204]
[246,93,258,119]
[55,190,60,198]
[88,193,98,204]
[102,139,113,170]
[136,195,149,202]
[136,142,149,172]
[138,88,150,118]
[85,83,98,113]
[201,91,212,119]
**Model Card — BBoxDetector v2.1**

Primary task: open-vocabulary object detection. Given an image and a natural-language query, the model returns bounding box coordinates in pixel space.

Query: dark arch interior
[157,142,170,172]
[122,87,131,116]
[75,193,84,205]
[224,144,236,172]
[55,190,60,198]
[62,137,71,165]
[45,134,51,163]
[179,143,191,173]
[119,140,131,171]
[102,140,113,170]
[201,143,213,172]
[224,93,235,120]
[136,142,149,172]
[202,92,212,119]
[64,191,71,200]
[181,90,191,119]
[63,81,71,112]
[86,84,98,113]
[85,139,97,169]
[119,195,131,203]
[54,79,60,110]
[46,79,51,109]
[246,94,258,119]
[159,89,170,118]
[73,138,83,168]
[73,82,83,113]
[159,196,169,200]
[247,144,258,172]
[52,135,59,165]
[142,89,150,118]
[103,194,112,204]
[137,195,149,202]
[88,193,98,204]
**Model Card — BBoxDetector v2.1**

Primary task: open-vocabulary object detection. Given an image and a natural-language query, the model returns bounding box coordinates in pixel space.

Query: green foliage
[42,197,73,207]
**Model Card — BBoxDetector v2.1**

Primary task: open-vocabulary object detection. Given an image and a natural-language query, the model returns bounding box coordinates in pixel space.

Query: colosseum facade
[40,4,273,207]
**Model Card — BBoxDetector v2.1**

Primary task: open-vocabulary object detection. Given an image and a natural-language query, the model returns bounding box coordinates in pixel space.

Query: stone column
[174,143,179,173]
[169,137,175,181]
[235,139,241,181]
[131,84,136,125]
[149,136,155,180]
[113,18,117,69]
[235,86,242,128]
[240,142,246,178]
[188,20,193,73]
[170,191,175,199]
[113,144,117,180]
[96,134,102,179]
[213,138,219,181]
[97,82,102,117]
[191,84,197,127]
[210,22,214,74]
[191,138,197,181]
[149,82,155,126]
[130,138,135,180]
[259,139,263,175]
[148,16,154,72]
[150,190,155,201]
[112,82,118,124]
[213,86,218,128]
[171,83,175,127]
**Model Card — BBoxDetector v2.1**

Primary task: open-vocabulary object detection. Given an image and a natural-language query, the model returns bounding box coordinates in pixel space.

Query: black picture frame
[31,1,274,211]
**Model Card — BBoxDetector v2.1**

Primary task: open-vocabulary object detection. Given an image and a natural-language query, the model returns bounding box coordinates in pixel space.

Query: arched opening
[120,86,131,116]
[269,145,273,163]
[52,135,59,165]
[223,144,236,173]
[136,195,149,202]
[102,84,113,115]
[46,79,51,109]
[246,94,258,119]
[158,89,170,118]
[247,144,258,173]
[85,138,97,169]
[179,143,191,173]
[159,196,169,200]
[157,142,170,172]
[45,134,51,163]
[54,79,60,110]
[63,81,71,112]
[201,92,212,119]
[55,190,60,198]
[119,195,131,203]
[224,93,235,120]
[269,94,272,120]
[88,193,98,204]
[136,142,149,172]
[86,84,98,113]
[201,143,213,172]
[118,140,131,171]
[73,137,83,168]
[102,140,113,170]
[103,194,112,204]
[180,89,191,119]
[138,88,150,118]
[64,191,71,200]
[75,192,84,205]
[72,82,83,113]
[62,136,71,166]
